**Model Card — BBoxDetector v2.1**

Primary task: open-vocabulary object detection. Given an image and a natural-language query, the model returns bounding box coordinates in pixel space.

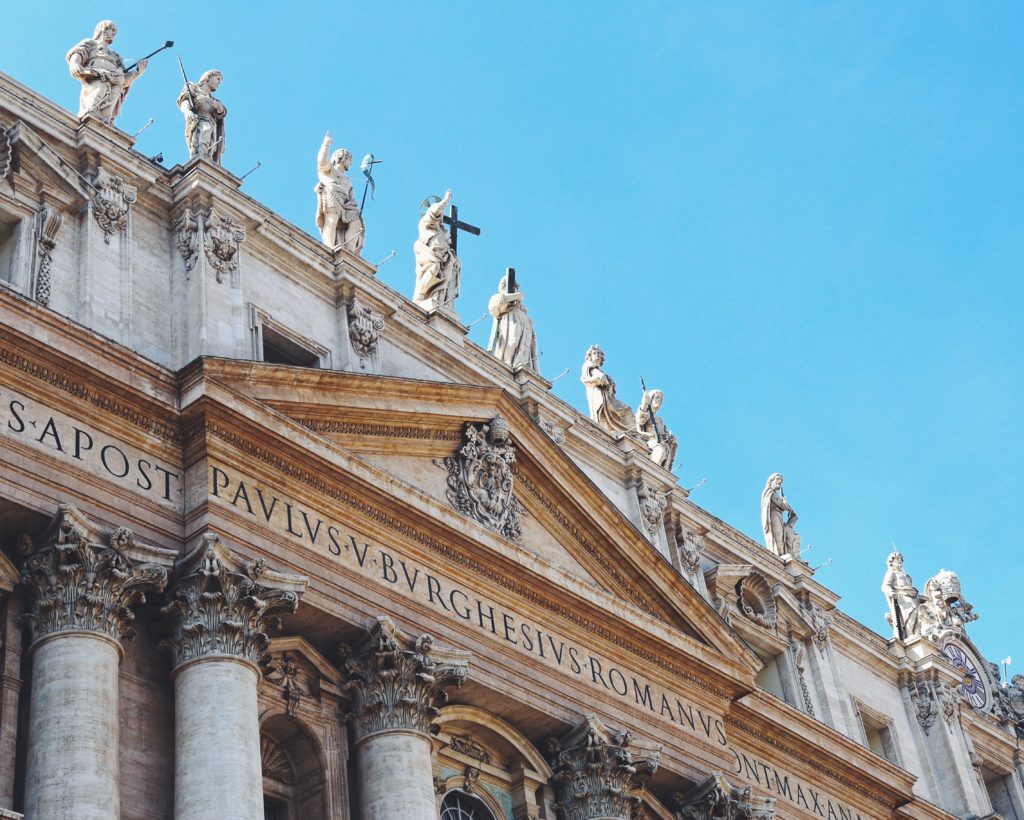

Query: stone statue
[413,190,460,311]
[177,70,227,164]
[487,272,538,372]
[636,389,678,470]
[66,21,148,125]
[315,132,364,254]
[580,345,635,435]
[760,473,801,558]
[882,551,922,639]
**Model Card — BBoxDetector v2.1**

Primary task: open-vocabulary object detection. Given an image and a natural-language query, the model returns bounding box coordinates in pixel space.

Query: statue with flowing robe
[177,70,227,164]
[760,473,801,558]
[487,273,538,372]
[580,345,635,435]
[66,21,148,124]
[413,190,459,311]
[636,389,678,470]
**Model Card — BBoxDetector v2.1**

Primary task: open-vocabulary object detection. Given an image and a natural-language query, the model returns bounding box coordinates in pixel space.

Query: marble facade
[0,62,1021,820]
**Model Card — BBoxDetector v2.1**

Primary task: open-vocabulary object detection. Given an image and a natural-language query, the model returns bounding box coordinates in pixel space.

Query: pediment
[193,360,760,673]
[4,120,89,209]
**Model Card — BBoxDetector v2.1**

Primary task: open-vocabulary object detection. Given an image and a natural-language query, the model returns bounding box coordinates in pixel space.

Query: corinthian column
[340,616,470,820]
[544,715,661,820]
[19,505,171,820]
[161,534,306,820]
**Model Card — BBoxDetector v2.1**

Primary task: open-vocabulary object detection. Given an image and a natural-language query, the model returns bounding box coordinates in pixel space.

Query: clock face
[943,643,989,710]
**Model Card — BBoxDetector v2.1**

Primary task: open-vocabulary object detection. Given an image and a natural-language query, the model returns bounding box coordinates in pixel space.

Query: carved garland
[34,206,63,307]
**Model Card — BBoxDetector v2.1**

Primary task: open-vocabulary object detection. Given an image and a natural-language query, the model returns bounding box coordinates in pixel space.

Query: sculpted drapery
[66,21,147,124]
[580,344,635,435]
[413,190,459,310]
[488,274,538,372]
[177,70,227,164]
[315,132,364,253]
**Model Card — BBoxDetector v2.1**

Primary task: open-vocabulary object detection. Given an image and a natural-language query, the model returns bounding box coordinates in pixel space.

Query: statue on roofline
[760,472,801,559]
[636,386,677,470]
[413,190,459,311]
[66,20,148,125]
[487,269,538,373]
[580,344,635,436]
[315,132,364,254]
[177,70,227,164]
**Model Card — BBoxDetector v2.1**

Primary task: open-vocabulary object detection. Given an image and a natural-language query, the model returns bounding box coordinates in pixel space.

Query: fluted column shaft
[18,507,168,820]
[161,534,305,820]
[340,616,470,820]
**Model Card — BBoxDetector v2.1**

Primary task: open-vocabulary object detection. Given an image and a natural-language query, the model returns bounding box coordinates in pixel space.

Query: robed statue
[760,472,801,558]
[413,190,459,311]
[636,388,678,470]
[487,271,538,372]
[315,132,364,254]
[66,21,148,124]
[580,345,635,435]
[177,70,227,164]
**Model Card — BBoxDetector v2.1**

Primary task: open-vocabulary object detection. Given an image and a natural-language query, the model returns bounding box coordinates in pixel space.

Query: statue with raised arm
[882,551,921,639]
[177,70,227,164]
[413,190,460,311]
[580,345,635,435]
[488,271,538,372]
[760,473,801,558]
[66,21,147,124]
[315,132,364,254]
[636,389,678,470]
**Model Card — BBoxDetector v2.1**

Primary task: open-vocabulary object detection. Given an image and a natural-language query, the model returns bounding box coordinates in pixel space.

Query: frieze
[202,450,732,703]
[0,347,180,443]
[295,419,461,441]
[448,735,492,765]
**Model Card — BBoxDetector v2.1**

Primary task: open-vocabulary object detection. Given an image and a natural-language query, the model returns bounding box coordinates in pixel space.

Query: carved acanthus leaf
[545,716,660,820]
[0,127,11,180]
[339,616,469,742]
[160,534,305,668]
[264,651,314,717]
[436,416,525,542]
[18,505,169,645]
[802,602,833,654]
[668,773,776,820]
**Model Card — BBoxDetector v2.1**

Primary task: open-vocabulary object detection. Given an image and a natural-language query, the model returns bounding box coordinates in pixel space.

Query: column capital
[339,616,470,743]
[18,504,171,647]
[160,533,307,670]
[544,715,660,820]
[668,773,776,820]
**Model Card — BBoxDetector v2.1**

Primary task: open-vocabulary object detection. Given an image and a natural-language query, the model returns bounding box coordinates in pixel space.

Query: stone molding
[437,416,525,542]
[339,616,469,743]
[33,206,62,307]
[668,772,776,820]
[160,533,306,670]
[18,505,169,647]
[89,167,136,243]
[545,715,660,820]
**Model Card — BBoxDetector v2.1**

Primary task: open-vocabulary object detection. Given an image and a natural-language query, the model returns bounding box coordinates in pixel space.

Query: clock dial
[943,643,989,710]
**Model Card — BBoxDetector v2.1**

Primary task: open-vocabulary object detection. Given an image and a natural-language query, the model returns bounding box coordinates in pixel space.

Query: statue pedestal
[425,306,467,343]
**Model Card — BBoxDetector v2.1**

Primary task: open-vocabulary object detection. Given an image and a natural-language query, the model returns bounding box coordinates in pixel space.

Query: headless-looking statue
[66,20,148,124]
[177,70,227,164]
[315,132,364,254]
[636,389,678,470]
[760,473,801,558]
[413,190,459,311]
[580,345,635,435]
[488,271,538,372]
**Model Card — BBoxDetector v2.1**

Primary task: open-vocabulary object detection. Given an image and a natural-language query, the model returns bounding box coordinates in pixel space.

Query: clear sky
[4,3,1022,669]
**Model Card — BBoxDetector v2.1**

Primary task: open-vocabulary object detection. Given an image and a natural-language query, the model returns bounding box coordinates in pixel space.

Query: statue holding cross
[413,190,480,313]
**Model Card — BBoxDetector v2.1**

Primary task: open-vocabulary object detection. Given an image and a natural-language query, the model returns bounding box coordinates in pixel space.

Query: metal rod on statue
[177,56,197,113]
[126,40,174,72]
[506,267,517,293]
[239,161,261,182]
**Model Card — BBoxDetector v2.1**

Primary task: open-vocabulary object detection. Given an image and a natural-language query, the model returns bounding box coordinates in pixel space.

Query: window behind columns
[260,715,327,819]
[439,790,497,820]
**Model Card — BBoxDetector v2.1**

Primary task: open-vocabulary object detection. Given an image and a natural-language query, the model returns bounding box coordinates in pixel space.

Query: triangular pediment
[190,358,760,677]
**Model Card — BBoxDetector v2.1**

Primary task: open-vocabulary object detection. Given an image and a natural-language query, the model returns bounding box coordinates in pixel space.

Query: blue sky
[4,3,1022,668]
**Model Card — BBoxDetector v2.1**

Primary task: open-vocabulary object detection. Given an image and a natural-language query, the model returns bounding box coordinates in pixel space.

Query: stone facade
[0,64,1020,820]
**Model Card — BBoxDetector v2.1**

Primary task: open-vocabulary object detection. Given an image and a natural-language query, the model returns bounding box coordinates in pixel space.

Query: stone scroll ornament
[338,616,469,742]
[160,533,302,669]
[18,504,168,645]
[437,415,526,542]
[203,209,245,283]
[90,167,136,243]
[544,715,660,820]
[347,296,385,366]
[668,772,776,820]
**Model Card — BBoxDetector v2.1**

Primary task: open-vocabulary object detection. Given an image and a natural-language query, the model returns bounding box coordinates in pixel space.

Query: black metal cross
[443,204,481,256]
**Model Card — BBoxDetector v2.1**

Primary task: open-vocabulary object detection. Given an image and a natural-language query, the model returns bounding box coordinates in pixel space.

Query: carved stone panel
[908,678,961,735]
[174,207,201,274]
[18,505,168,646]
[160,533,306,669]
[347,296,384,368]
[437,416,525,542]
[735,571,779,629]
[669,773,775,820]
[89,167,136,243]
[545,715,660,820]
[636,482,667,539]
[34,206,63,306]
[203,208,246,283]
[338,615,469,743]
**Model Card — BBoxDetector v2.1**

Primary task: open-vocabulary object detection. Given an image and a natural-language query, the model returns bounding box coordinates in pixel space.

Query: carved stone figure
[315,132,364,254]
[636,388,678,470]
[760,473,800,558]
[66,21,147,124]
[413,190,459,311]
[437,416,524,541]
[993,675,1024,738]
[882,551,922,640]
[338,616,469,741]
[487,273,538,372]
[177,70,227,164]
[545,716,660,820]
[580,345,635,435]
[264,652,312,717]
[668,772,776,820]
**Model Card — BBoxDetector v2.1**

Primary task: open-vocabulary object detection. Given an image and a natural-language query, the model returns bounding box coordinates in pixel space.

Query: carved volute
[668,773,776,820]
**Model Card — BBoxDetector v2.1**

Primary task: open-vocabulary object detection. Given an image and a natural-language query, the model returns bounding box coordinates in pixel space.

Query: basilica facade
[0,43,1022,820]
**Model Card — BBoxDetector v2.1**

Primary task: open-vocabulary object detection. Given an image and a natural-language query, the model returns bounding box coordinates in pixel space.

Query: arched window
[439,790,497,820]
